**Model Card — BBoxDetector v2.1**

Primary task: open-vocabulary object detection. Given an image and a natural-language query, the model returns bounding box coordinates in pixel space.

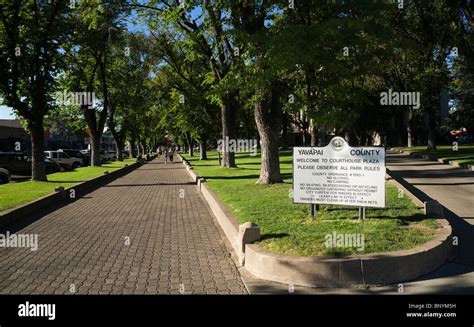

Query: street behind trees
[1,0,473,185]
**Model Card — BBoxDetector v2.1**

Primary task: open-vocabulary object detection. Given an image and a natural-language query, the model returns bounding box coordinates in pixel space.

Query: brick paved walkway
[0,157,247,294]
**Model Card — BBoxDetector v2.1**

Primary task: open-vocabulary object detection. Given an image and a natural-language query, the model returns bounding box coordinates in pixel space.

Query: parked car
[45,158,61,174]
[100,150,113,163]
[108,150,117,161]
[456,134,473,145]
[79,149,112,164]
[0,167,11,184]
[0,152,61,175]
[58,149,88,166]
[50,158,70,172]
[121,150,130,159]
[44,151,82,170]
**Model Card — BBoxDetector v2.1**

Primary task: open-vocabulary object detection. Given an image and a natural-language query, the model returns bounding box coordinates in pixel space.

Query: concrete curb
[0,161,142,229]
[385,172,444,216]
[244,219,452,287]
[390,148,474,171]
[386,174,424,208]
[179,153,453,287]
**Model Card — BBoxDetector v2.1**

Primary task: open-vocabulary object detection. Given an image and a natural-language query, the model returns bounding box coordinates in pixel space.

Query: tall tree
[139,0,240,167]
[0,0,71,180]
[62,0,128,165]
[393,0,456,151]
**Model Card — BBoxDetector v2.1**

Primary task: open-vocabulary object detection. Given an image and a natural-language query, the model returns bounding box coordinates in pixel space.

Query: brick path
[0,157,247,294]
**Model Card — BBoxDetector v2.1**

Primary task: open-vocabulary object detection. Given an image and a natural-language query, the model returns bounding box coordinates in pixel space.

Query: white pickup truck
[44,150,82,170]
[79,149,113,163]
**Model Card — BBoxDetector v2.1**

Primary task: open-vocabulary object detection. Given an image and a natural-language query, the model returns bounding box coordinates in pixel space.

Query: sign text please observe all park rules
[293,137,386,208]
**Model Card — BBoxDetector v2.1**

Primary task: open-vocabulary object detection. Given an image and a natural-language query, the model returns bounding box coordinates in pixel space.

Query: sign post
[311,204,316,220]
[293,137,386,214]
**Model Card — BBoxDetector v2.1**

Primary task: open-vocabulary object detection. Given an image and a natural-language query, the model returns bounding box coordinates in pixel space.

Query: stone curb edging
[178,153,453,287]
[245,219,452,287]
[390,148,474,171]
[386,173,424,208]
[0,161,143,229]
[385,171,445,216]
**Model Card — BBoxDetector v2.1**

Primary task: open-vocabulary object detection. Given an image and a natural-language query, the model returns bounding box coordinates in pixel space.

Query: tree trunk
[115,139,123,161]
[397,115,404,146]
[199,141,207,160]
[344,130,351,144]
[310,119,318,146]
[136,140,142,157]
[90,132,101,166]
[281,112,288,147]
[318,128,327,146]
[83,106,105,166]
[110,128,123,161]
[30,120,47,181]
[186,135,194,157]
[221,93,237,167]
[129,139,137,158]
[254,84,283,184]
[407,109,413,148]
[427,111,437,152]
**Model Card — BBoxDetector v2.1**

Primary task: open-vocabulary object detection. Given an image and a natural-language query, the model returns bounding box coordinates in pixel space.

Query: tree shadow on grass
[366,213,430,223]
[317,210,431,223]
[322,206,419,212]
[45,180,87,184]
[185,164,220,167]
[260,233,290,241]
[204,174,261,180]
[205,173,293,180]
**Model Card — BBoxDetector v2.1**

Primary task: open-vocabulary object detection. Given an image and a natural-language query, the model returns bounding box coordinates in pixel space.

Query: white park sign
[293,137,386,208]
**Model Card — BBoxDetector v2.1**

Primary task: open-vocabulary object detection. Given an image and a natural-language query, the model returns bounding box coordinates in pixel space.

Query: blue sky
[0,6,148,121]
[0,106,15,120]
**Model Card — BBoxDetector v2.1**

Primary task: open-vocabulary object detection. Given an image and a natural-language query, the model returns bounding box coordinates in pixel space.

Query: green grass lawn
[182,151,440,257]
[0,159,135,213]
[393,145,474,165]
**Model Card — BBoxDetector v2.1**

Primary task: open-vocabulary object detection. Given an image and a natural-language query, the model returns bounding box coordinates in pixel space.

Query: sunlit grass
[182,151,440,256]
[0,159,135,212]
[394,145,474,165]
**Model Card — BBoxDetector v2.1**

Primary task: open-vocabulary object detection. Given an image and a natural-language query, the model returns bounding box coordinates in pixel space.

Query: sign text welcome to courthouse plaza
[293,137,386,208]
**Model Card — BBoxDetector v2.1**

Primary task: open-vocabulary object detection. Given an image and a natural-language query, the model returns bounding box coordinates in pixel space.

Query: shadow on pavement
[104,182,195,187]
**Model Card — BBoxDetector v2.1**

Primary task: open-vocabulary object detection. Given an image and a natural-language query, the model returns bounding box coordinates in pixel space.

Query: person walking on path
[163,148,168,164]
[168,147,174,164]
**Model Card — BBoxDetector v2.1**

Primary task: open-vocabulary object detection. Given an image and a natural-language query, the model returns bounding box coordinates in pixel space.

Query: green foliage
[0,159,134,212]
[183,150,439,256]
[0,0,72,119]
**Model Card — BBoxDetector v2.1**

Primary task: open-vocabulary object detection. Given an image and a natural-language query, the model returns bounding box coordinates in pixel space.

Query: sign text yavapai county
[293,137,386,208]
